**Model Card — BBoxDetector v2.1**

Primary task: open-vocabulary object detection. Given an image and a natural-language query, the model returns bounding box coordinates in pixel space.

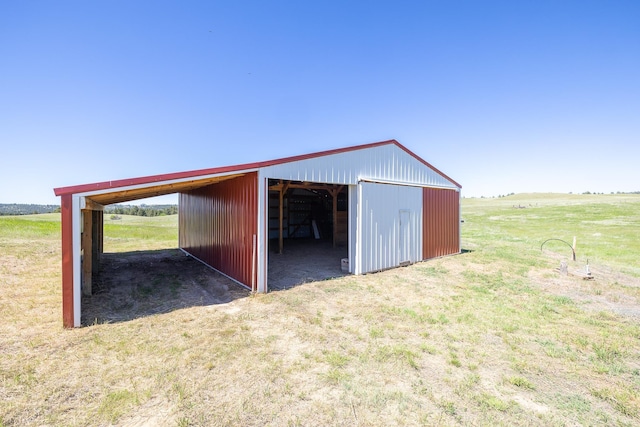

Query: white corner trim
[72,195,82,327]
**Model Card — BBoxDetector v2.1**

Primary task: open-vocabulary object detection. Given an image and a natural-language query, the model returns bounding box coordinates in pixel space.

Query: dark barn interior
[267,180,349,289]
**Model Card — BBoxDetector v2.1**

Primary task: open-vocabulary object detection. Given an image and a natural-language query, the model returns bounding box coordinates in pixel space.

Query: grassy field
[102,213,179,252]
[1,194,639,426]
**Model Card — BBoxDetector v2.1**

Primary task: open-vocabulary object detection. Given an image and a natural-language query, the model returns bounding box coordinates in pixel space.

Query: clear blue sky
[1,1,639,204]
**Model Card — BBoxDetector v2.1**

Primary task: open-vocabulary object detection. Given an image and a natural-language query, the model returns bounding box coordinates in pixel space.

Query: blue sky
[1,1,638,204]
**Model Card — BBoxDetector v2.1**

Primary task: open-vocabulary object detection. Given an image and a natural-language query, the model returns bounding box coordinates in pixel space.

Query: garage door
[356,182,422,274]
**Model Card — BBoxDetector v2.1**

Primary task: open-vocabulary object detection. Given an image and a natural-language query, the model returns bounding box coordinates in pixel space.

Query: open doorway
[267,180,349,290]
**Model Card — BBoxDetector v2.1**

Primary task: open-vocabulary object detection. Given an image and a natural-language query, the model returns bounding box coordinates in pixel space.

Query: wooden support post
[81,210,92,296]
[332,189,338,248]
[328,186,343,248]
[279,186,284,254]
[92,210,103,269]
[278,181,289,254]
[98,210,103,260]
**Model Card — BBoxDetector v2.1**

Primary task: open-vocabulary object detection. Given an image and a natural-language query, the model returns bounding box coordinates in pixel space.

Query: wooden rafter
[268,181,340,192]
[88,173,245,205]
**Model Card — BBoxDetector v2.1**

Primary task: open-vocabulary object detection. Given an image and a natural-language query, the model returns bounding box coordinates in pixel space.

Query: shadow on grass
[81,248,251,325]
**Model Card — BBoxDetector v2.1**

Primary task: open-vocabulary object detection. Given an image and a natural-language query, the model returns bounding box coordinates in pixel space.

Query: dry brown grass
[1,201,639,426]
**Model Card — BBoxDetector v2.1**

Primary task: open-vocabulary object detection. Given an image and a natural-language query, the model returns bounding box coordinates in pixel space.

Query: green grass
[507,376,536,390]
[0,213,60,239]
[1,194,639,426]
[97,389,141,423]
[103,214,178,251]
[462,193,640,275]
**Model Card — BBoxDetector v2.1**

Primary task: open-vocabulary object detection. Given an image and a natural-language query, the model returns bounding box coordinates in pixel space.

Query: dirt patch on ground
[530,253,640,319]
[83,249,250,325]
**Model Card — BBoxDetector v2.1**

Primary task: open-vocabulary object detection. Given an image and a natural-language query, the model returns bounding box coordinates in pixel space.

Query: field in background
[1,194,639,426]
[463,193,640,276]
[102,213,178,252]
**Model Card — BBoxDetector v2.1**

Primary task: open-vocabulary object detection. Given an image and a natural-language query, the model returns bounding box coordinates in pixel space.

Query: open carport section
[54,139,461,327]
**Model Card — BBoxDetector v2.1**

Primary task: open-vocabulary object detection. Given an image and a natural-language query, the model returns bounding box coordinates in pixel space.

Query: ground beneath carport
[83,240,349,324]
[83,249,250,325]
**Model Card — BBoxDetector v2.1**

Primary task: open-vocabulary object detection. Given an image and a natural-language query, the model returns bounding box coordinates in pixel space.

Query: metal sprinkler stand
[542,237,595,280]
[583,259,594,280]
[541,238,576,261]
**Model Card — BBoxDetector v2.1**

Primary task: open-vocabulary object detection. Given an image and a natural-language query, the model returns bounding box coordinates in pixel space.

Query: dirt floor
[83,249,250,325]
[83,240,348,324]
[267,238,348,290]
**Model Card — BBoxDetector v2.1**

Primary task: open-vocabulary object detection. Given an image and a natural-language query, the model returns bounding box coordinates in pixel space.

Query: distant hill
[0,204,60,215]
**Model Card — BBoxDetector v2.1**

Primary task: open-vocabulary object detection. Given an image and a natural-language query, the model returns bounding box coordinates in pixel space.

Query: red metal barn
[54,140,461,327]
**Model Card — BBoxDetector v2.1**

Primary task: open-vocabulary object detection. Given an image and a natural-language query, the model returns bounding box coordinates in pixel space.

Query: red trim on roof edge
[53,139,460,196]
[392,140,461,188]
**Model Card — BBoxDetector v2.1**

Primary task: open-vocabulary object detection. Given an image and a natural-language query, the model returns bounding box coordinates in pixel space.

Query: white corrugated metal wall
[355,182,423,274]
[260,143,458,281]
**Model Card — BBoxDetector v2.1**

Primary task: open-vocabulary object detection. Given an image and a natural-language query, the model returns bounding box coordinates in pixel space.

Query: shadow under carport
[82,248,250,325]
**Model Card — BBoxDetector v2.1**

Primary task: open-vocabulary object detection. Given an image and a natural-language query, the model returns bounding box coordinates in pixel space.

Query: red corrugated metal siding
[422,188,460,259]
[61,194,74,328]
[179,173,258,287]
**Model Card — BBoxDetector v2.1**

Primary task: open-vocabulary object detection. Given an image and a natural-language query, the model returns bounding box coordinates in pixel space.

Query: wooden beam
[268,182,338,192]
[88,173,244,205]
[82,198,104,211]
[82,210,92,296]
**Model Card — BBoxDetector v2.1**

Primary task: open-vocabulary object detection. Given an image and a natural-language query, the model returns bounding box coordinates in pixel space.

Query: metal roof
[53,139,460,205]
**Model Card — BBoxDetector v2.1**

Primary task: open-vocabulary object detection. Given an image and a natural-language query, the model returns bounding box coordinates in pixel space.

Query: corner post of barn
[256,171,268,293]
[60,194,74,328]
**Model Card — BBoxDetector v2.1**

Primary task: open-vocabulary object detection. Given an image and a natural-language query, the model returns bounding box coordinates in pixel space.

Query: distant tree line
[0,204,60,215]
[105,204,178,217]
[0,203,179,216]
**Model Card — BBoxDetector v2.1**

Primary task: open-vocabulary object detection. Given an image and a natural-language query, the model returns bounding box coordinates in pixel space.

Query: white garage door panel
[357,182,422,274]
